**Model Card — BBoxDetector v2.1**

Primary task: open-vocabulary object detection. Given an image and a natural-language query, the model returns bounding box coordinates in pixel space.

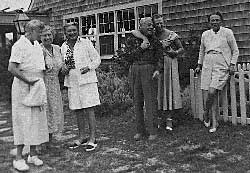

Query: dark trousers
[129,64,158,135]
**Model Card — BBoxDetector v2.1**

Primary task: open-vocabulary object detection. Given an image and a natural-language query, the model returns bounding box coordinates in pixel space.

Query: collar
[21,35,38,46]
[65,36,81,45]
[212,26,221,34]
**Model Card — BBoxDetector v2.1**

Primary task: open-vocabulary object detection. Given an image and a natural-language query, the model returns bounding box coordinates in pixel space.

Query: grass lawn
[1,92,250,172]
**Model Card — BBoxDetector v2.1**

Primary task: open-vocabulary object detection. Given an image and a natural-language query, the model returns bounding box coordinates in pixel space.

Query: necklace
[43,44,54,57]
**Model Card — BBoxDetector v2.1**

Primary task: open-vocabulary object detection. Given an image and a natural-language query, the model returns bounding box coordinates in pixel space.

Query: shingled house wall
[162,0,250,62]
[29,0,250,61]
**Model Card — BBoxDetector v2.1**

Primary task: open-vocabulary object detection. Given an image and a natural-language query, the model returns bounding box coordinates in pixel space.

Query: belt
[207,50,221,54]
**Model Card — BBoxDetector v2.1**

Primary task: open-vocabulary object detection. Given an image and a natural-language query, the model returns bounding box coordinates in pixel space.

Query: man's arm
[195,33,205,73]
[131,30,150,49]
[198,33,205,66]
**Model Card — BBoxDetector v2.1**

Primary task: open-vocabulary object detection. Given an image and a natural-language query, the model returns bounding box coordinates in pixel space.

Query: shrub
[95,64,133,117]
[0,49,12,102]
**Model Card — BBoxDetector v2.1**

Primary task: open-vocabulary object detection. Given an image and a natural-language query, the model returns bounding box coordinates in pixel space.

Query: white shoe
[13,159,29,171]
[204,120,211,128]
[209,127,217,133]
[27,155,43,166]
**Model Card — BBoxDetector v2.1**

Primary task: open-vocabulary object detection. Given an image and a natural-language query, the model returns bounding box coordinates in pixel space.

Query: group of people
[124,12,238,140]
[8,20,101,171]
[8,10,239,172]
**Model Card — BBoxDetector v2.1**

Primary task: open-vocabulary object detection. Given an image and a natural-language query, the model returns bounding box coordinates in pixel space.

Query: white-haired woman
[8,20,49,171]
[40,25,64,146]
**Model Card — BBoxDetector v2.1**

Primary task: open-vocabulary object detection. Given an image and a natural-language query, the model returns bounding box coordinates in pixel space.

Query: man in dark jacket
[124,17,163,140]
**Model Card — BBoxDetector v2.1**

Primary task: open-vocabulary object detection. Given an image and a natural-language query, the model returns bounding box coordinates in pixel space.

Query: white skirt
[11,73,49,145]
[68,82,100,110]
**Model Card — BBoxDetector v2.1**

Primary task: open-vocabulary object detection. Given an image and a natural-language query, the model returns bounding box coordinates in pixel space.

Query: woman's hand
[140,40,150,50]
[61,64,69,75]
[80,66,90,74]
[152,70,160,79]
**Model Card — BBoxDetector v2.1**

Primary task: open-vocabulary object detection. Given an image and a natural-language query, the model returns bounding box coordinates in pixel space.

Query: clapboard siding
[162,0,250,62]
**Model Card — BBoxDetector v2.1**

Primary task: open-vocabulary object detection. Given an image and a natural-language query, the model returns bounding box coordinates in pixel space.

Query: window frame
[63,0,162,59]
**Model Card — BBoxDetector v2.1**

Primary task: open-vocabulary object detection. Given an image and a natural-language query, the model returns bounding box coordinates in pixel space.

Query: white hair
[25,19,44,34]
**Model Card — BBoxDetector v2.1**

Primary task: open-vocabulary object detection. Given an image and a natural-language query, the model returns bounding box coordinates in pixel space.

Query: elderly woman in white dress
[61,22,101,151]
[195,12,239,132]
[8,20,49,171]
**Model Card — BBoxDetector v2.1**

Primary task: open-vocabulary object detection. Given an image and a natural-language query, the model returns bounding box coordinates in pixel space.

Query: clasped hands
[61,64,90,75]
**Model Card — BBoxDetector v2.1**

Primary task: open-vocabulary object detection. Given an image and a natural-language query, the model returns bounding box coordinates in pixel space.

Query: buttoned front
[198,27,239,66]
[61,37,101,87]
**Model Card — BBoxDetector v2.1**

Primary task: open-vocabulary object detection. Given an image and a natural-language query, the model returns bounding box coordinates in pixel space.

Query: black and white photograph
[0,0,250,172]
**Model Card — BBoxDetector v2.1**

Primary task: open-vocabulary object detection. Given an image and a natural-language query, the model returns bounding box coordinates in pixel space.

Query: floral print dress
[42,44,64,134]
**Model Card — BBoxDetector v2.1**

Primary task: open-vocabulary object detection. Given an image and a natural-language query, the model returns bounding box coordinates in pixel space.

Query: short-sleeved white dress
[10,36,49,145]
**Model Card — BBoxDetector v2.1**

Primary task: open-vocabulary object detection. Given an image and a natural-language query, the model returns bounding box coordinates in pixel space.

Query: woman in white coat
[61,22,101,151]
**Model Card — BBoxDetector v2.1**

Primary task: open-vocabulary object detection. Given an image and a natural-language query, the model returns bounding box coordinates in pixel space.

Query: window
[100,35,114,55]
[65,17,79,30]
[137,4,158,22]
[65,17,79,24]
[99,12,114,33]
[64,1,161,58]
[81,15,96,35]
[117,8,135,32]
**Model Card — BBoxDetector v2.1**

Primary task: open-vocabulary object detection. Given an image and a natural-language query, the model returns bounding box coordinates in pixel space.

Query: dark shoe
[69,138,89,149]
[85,141,97,152]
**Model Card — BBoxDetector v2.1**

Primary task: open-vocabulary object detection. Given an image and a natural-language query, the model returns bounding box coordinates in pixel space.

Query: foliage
[95,63,133,117]
[0,49,12,102]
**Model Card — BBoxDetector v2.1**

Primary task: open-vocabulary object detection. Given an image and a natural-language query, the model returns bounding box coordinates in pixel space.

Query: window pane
[109,12,114,22]
[123,11,128,20]
[130,20,135,30]
[152,4,158,15]
[117,11,122,22]
[82,17,86,27]
[100,35,114,56]
[124,21,129,31]
[129,9,135,19]
[81,15,96,36]
[137,4,158,27]
[110,23,115,32]
[99,12,114,33]
[138,6,144,19]
[100,25,104,33]
[116,8,135,32]
[82,27,88,35]
[144,6,152,17]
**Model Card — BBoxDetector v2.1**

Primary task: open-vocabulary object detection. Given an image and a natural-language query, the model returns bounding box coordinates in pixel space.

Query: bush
[0,49,12,102]
[95,64,133,117]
